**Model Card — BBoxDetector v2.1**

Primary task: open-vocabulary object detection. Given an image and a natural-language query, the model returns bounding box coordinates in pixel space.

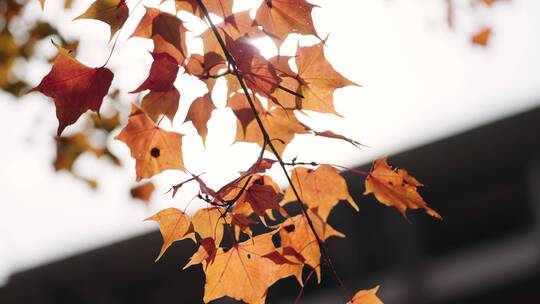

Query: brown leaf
[74,0,129,41]
[364,157,442,220]
[131,52,179,93]
[192,207,226,246]
[347,286,384,304]
[131,7,188,62]
[140,87,180,123]
[184,93,216,143]
[130,182,155,203]
[282,165,358,221]
[115,105,184,181]
[31,43,113,135]
[146,208,194,261]
[296,42,359,114]
[227,92,265,143]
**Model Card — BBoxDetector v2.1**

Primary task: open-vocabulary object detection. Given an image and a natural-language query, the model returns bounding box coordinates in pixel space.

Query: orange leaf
[39,0,45,9]
[255,0,319,46]
[347,286,384,304]
[296,42,359,114]
[243,107,309,156]
[131,7,188,62]
[203,232,299,304]
[364,157,442,220]
[173,0,233,18]
[140,87,180,123]
[73,0,128,41]
[146,208,194,261]
[31,43,113,135]
[184,237,217,270]
[131,52,179,93]
[227,92,265,142]
[280,209,344,281]
[192,207,226,246]
[184,93,216,143]
[130,181,155,203]
[115,105,184,181]
[282,165,358,221]
[472,27,492,47]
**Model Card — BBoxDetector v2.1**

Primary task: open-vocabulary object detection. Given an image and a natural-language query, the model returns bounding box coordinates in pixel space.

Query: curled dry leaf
[31,43,113,135]
[74,0,129,41]
[364,157,442,220]
[348,286,384,304]
[146,208,194,261]
[115,105,184,181]
[282,165,359,221]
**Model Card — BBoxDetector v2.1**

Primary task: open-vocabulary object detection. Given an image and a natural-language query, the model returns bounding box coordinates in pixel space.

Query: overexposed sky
[0,0,539,285]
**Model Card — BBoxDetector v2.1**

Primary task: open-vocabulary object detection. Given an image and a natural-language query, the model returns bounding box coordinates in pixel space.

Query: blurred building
[1,107,539,304]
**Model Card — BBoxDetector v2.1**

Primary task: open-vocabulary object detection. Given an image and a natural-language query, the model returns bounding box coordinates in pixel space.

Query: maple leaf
[54,133,105,172]
[255,0,320,46]
[472,27,492,47]
[203,232,300,304]
[300,122,365,149]
[140,87,180,123]
[282,165,359,221]
[74,0,129,41]
[348,286,384,304]
[172,0,233,18]
[39,0,45,10]
[280,209,344,281]
[227,92,265,143]
[192,207,226,245]
[131,52,179,93]
[364,157,442,220]
[184,93,216,144]
[115,105,185,181]
[184,237,217,270]
[146,208,194,261]
[296,42,359,114]
[226,36,282,100]
[243,107,309,156]
[31,43,113,135]
[131,7,188,62]
[130,182,155,203]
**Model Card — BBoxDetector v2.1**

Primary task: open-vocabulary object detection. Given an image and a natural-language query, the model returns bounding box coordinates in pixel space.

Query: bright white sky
[0,0,539,285]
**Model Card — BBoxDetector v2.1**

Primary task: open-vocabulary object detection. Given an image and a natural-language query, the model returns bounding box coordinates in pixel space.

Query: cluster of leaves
[29,0,445,303]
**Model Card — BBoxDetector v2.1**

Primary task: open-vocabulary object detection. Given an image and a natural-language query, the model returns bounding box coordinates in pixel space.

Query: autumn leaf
[348,286,384,304]
[131,52,179,93]
[243,107,308,156]
[140,87,180,123]
[146,208,194,261]
[131,7,188,62]
[280,209,344,281]
[184,237,217,270]
[74,0,129,41]
[255,0,319,46]
[192,207,226,245]
[296,42,359,114]
[115,105,184,181]
[203,232,299,304]
[39,0,45,9]
[130,182,155,203]
[227,92,265,143]
[301,122,365,149]
[173,0,233,18]
[226,36,282,100]
[184,93,216,144]
[364,157,442,220]
[54,133,105,172]
[31,43,113,135]
[282,165,359,221]
[472,27,492,47]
